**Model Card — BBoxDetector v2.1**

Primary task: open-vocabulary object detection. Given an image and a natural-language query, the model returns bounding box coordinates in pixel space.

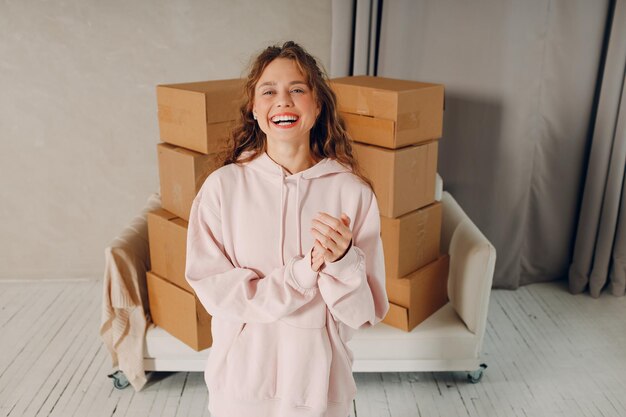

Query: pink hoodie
[185,151,389,417]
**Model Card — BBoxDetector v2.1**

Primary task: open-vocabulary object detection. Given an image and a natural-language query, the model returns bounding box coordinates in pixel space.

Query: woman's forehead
[257,58,308,86]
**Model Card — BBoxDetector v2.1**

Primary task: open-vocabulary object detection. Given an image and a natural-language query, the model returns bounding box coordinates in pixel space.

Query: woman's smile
[269,112,301,129]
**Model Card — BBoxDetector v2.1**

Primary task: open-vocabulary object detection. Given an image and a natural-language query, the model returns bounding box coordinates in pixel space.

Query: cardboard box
[383,255,449,332]
[157,79,244,154]
[381,201,442,279]
[331,76,444,149]
[157,143,221,221]
[353,141,438,217]
[147,270,212,351]
[147,208,192,293]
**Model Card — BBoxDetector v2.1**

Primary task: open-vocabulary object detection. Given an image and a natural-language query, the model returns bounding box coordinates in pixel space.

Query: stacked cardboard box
[156,80,242,220]
[146,79,244,350]
[331,76,448,332]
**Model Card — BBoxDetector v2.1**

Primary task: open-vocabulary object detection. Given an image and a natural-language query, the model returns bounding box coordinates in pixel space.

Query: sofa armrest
[442,192,496,340]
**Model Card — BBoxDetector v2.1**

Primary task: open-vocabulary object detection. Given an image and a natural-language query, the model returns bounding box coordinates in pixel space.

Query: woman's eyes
[261,88,306,96]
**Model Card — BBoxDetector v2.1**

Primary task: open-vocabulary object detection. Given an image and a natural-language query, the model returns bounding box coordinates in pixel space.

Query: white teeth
[271,115,298,123]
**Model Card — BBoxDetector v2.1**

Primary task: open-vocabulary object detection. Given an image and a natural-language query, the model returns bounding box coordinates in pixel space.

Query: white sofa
[138,191,496,383]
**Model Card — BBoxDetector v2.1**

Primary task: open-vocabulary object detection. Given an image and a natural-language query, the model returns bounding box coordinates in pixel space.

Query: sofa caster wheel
[108,370,130,389]
[467,363,487,383]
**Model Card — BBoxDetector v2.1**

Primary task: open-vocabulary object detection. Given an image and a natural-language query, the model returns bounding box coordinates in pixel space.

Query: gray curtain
[569,0,626,298]
[330,0,611,289]
[330,0,381,77]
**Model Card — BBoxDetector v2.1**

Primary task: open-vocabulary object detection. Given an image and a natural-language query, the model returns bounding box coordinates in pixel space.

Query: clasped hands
[310,212,353,272]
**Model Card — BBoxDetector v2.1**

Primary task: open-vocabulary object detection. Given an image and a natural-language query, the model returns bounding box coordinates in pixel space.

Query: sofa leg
[467,363,488,383]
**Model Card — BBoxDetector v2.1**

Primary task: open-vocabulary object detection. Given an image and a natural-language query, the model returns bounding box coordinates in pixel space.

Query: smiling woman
[184,41,389,417]
[223,41,374,187]
[253,59,319,148]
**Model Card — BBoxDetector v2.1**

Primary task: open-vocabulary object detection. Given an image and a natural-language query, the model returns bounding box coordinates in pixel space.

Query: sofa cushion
[448,219,495,334]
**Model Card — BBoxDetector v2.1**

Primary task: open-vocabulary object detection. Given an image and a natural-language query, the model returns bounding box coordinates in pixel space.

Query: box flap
[332,76,444,121]
[332,76,441,92]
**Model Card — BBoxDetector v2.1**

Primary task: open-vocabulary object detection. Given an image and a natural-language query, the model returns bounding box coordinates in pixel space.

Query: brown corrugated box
[331,76,444,149]
[353,141,438,217]
[147,271,212,351]
[383,255,449,332]
[157,142,222,221]
[147,208,192,293]
[381,201,442,279]
[156,79,244,154]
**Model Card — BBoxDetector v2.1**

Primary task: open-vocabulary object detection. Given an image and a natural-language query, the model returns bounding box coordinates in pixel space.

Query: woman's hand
[311,239,326,272]
[310,212,353,264]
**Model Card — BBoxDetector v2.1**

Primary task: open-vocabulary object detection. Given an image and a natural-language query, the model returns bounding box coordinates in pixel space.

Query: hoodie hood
[237,150,351,179]
[239,150,351,265]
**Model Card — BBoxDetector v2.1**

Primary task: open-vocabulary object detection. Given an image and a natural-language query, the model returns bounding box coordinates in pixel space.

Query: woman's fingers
[312,242,324,259]
[312,216,352,246]
[312,255,323,264]
[311,240,326,266]
[316,212,352,239]
[313,239,326,253]
[311,242,327,271]
[311,220,346,249]
[310,212,354,262]
[310,228,341,255]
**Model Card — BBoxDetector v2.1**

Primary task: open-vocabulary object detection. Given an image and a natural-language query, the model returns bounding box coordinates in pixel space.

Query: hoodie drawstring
[295,175,302,257]
[278,170,286,266]
[278,169,304,266]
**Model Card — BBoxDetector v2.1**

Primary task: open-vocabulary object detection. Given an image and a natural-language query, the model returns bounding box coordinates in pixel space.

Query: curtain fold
[569,0,626,297]
[330,0,381,77]
[330,0,354,77]
[347,0,609,288]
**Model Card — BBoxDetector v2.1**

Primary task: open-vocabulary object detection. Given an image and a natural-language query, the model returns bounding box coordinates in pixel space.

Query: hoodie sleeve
[317,187,390,330]
[185,187,319,324]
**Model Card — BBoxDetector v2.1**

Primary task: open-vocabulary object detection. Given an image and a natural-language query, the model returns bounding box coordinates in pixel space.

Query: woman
[185,41,389,417]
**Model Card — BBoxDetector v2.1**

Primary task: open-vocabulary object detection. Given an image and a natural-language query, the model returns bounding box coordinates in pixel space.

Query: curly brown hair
[220,41,374,192]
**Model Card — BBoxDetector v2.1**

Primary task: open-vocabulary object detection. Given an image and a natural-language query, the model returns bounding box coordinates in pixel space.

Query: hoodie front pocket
[274,323,333,410]
[223,321,280,400]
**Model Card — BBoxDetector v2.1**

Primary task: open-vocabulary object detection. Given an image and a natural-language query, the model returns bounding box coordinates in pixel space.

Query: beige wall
[0,0,332,280]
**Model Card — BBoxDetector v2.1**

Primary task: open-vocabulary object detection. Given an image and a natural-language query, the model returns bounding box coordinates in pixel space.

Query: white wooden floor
[1,279,625,417]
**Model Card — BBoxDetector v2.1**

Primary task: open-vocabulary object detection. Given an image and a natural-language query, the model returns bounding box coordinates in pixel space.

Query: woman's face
[252,58,320,148]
